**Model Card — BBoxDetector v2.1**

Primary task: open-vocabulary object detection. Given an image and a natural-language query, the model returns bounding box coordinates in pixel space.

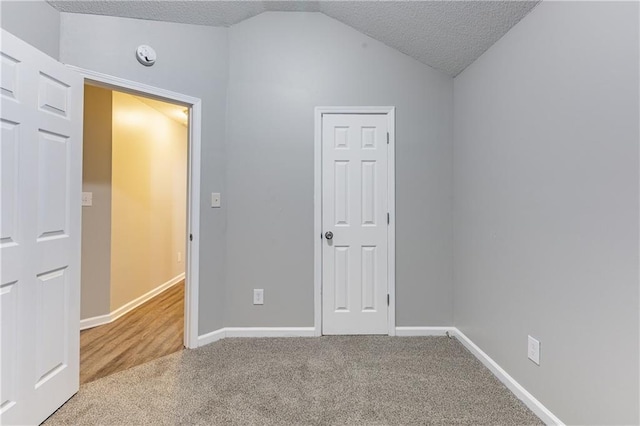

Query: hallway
[80,282,184,384]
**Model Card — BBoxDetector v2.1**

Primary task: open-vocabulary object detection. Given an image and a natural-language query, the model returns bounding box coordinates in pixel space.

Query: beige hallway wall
[81,85,113,319]
[110,92,188,312]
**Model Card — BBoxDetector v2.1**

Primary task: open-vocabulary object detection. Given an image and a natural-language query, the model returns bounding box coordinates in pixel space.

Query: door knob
[325,231,333,240]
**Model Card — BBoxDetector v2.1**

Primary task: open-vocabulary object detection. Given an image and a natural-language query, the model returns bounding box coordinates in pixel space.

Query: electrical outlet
[177,251,182,262]
[211,193,221,208]
[253,289,264,305]
[528,335,540,365]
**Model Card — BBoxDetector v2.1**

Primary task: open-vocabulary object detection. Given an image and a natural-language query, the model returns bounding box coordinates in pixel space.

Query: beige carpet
[45,336,541,425]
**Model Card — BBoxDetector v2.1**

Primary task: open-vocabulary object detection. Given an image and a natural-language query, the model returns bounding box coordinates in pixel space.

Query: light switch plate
[211,193,221,208]
[82,192,93,207]
[528,335,540,365]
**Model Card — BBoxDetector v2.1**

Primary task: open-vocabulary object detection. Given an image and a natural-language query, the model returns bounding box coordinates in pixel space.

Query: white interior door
[1,29,83,425]
[321,113,389,335]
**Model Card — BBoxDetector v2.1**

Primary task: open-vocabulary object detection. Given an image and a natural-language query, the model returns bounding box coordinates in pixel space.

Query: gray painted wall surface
[60,13,229,334]
[80,85,112,319]
[453,2,639,424]
[1,0,60,59]
[225,12,453,327]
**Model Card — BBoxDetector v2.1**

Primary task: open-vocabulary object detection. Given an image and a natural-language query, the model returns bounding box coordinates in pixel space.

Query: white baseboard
[197,328,227,347]
[197,327,316,346]
[80,272,185,331]
[110,273,185,323]
[453,329,563,425]
[225,327,316,338]
[395,326,456,336]
[79,313,111,330]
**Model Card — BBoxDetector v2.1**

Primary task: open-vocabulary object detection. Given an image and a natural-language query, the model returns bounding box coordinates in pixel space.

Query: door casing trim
[313,106,396,336]
[66,65,201,349]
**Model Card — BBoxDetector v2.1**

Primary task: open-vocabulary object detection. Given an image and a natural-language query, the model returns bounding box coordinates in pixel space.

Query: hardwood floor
[80,282,184,385]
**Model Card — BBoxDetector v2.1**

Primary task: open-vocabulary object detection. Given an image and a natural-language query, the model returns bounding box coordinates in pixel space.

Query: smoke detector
[135,45,156,67]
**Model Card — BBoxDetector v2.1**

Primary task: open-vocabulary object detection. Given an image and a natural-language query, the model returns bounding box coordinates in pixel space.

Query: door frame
[313,106,396,336]
[67,65,201,349]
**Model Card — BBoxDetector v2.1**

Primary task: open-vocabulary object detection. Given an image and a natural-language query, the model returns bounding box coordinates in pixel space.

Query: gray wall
[81,85,112,319]
[226,12,453,327]
[0,0,60,59]
[60,13,229,334]
[59,11,453,333]
[453,2,639,424]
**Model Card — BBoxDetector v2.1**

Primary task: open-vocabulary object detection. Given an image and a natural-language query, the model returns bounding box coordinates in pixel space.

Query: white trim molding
[225,327,316,338]
[453,329,564,426]
[67,65,201,349]
[79,313,111,331]
[80,273,185,331]
[395,326,456,337]
[197,328,227,347]
[197,327,316,347]
[314,106,396,337]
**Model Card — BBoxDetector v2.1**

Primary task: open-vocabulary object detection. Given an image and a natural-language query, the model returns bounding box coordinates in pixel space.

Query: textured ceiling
[47,1,540,76]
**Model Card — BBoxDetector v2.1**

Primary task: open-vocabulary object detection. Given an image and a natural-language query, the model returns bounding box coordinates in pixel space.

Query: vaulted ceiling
[47,1,540,76]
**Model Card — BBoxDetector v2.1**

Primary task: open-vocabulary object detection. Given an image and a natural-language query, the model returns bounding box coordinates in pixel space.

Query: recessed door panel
[361,127,376,149]
[37,130,69,240]
[334,246,350,311]
[1,53,19,101]
[35,268,68,389]
[334,161,350,226]
[38,73,70,118]
[1,120,19,245]
[334,126,349,149]
[361,161,376,226]
[1,282,18,414]
[361,246,376,311]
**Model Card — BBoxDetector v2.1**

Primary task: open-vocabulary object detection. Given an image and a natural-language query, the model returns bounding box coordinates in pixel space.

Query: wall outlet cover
[528,335,540,365]
[211,193,221,208]
[253,289,264,305]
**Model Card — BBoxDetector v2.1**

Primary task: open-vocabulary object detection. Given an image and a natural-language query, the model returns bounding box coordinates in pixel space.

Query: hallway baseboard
[80,273,185,330]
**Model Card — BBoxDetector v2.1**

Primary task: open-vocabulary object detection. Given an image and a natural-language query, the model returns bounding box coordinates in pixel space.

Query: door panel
[334,246,349,311]
[1,119,19,243]
[322,114,389,335]
[1,281,18,414]
[0,29,82,425]
[37,130,70,238]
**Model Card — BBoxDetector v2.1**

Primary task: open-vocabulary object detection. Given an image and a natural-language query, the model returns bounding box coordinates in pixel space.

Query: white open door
[1,29,83,424]
[321,113,390,335]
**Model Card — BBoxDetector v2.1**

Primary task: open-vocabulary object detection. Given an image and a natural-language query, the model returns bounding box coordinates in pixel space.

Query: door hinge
[387,132,389,144]
[387,212,390,224]
[387,294,390,306]
[189,234,193,241]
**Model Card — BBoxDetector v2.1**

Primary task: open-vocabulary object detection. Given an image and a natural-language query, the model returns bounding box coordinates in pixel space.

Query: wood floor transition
[80,281,185,385]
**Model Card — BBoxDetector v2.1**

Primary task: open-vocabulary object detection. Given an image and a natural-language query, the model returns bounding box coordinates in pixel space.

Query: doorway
[71,67,202,354]
[79,86,189,383]
[314,107,396,336]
